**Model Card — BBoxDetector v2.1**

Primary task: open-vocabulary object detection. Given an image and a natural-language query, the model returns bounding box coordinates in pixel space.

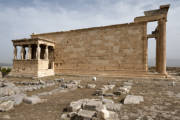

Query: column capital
[159,18,166,23]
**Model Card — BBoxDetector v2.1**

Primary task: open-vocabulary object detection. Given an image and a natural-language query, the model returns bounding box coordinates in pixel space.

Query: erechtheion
[9,5,170,78]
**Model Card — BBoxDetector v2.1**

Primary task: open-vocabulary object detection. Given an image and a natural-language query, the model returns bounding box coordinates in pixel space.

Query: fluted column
[36,44,41,60]
[45,45,48,60]
[158,18,167,74]
[28,45,32,59]
[13,45,17,60]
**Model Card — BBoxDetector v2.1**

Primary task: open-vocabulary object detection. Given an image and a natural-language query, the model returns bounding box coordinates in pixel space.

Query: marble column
[45,45,48,60]
[28,45,32,59]
[158,18,167,74]
[36,44,41,60]
[156,24,160,72]
[13,45,17,60]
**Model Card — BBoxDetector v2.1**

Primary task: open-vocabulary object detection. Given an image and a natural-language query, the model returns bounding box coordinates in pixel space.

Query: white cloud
[0,0,179,64]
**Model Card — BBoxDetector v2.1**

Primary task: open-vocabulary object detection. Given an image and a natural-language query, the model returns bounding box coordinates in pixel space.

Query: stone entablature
[12,38,55,60]
[12,38,54,46]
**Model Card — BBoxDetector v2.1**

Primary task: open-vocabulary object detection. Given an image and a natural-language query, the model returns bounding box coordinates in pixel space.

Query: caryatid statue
[20,46,25,60]
[28,45,32,59]
[14,45,17,59]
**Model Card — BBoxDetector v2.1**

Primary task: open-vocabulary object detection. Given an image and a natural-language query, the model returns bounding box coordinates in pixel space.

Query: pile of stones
[15,80,46,85]
[113,82,133,96]
[18,82,55,92]
[0,81,46,112]
[86,84,96,89]
[16,80,56,92]
[54,78,64,83]
[37,80,81,96]
[61,98,121,120]
[0,78,83,112]
[94,84,116,96]
[0,81,21,98]
[94,81,144,104]
[61,80,81,89]
[61,81,144,120]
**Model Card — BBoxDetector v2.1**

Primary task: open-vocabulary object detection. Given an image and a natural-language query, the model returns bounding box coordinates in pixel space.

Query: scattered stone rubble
[124,95,144,104]
[37,80,81,96]
[94,81,134,98]
[15,80,45,85]
[87,84,96,89]
[0,100,14,112]
[61,81,144,120]
[16,80,56,92]
[15,78,78,94]
[61,80,81,89]
[61,98,120,120]
[103,85,115,90]
[23,95,46,104]
[113,82,132,96]
[0,79,68,112]
[54,78,64,82]
[0,93,27,106]
[95,84,115,96]
[0,81,24,112]
[0,81,21,97]
[0,78,145,118]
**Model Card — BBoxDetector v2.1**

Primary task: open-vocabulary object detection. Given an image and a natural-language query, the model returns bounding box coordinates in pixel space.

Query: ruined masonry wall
[33,22,147,75]
[11,60,38,77]
[37,60,55,77]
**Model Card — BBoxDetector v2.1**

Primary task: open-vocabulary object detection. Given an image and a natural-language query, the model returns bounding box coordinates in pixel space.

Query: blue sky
[0,0,179,64]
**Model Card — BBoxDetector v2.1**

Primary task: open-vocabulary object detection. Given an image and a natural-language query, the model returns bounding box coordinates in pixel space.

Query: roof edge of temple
[12,37,55,44]
[30,22,145,36]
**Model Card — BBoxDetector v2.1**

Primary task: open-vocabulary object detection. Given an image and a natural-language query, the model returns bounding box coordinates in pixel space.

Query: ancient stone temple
[10,38,55,77]
[10,5,170,78]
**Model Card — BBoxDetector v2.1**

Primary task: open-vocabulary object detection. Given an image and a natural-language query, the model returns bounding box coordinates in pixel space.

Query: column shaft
[13,45,17,60]
[156,25,160,72]
[158,19,167,74]
[45,46,48,60]
[36,44,40,60]
[20,46,25,60]
[28,45,32,59]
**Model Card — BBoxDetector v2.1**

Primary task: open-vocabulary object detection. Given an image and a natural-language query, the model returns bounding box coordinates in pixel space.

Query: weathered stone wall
[10,60,38,77]
[32,22,147,75]
[38,60,49,70]
[10,60,55,77]
[37,60,54,77]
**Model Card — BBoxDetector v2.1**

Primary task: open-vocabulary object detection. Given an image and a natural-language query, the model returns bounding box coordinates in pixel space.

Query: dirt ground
[0,67,180,120]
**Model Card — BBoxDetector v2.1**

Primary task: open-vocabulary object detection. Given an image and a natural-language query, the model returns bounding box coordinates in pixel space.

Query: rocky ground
[0,67,180,120]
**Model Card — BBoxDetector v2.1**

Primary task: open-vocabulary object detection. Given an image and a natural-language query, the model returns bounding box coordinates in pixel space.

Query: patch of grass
[0,68,11,77]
